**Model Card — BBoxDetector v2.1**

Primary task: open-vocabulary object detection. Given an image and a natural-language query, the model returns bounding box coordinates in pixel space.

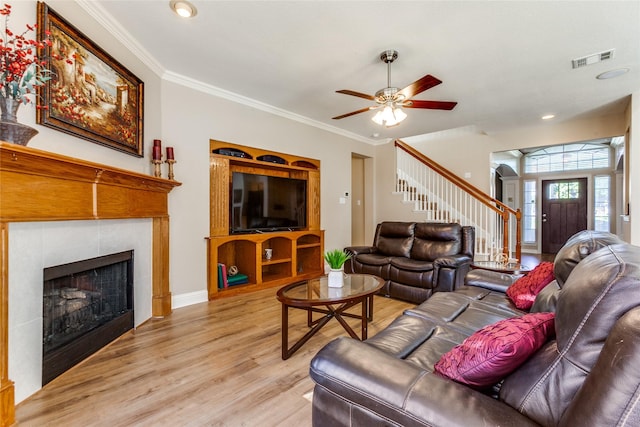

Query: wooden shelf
[207,230,324,299]
[262,258,292,266]
[297,243,320,249]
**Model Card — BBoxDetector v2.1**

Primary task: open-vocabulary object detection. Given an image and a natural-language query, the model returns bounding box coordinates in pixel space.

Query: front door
[541,178,587,253]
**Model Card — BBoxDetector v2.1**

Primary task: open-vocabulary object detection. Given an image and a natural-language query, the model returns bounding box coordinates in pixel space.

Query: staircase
[395,139,521,261]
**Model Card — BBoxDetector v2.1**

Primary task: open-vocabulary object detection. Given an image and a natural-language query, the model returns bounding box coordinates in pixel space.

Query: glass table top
[277,274,384,304]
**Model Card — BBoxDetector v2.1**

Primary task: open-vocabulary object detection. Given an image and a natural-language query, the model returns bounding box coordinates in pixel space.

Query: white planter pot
[327,269,344,287]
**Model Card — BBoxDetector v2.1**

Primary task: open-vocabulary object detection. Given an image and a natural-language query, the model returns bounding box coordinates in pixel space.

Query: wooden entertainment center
[207,140,324,299]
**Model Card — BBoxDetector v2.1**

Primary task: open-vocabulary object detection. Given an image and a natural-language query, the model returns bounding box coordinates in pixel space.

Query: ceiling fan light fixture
[170,0,197,18]
[372,104,407,127]
[333,49,456,124]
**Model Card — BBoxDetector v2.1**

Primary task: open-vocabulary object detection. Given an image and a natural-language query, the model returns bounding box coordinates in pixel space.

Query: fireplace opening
[42,250,134,385]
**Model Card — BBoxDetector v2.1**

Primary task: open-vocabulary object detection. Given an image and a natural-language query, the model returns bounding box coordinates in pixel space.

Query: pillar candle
[153,145,161,160]
[166,147,175,160]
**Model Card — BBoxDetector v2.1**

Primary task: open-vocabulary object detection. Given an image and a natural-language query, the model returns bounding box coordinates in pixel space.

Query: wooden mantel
[0,141,181,425]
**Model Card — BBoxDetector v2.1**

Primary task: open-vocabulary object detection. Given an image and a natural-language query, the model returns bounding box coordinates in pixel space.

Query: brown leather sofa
[310,230,639,426]
[344,222,475,303]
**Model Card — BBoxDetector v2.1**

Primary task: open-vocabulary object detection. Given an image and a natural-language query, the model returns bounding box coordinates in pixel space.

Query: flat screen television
[230,172,307,234]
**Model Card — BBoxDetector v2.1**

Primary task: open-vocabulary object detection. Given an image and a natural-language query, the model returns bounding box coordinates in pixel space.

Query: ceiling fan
[332,50,457,127]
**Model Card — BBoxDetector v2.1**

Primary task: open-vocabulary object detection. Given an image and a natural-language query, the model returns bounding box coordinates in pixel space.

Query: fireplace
[42,250,134,385]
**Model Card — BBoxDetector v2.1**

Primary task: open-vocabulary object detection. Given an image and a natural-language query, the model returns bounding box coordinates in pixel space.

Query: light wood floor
[15,287,413,426]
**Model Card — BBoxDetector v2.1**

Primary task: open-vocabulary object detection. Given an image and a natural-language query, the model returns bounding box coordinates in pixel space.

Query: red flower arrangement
[0,3,52,112]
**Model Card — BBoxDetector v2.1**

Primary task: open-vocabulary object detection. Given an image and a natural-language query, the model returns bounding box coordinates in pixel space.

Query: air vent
[572,49,615,69]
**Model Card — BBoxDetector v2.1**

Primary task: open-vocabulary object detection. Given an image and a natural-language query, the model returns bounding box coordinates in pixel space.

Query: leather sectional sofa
[344,222,474,304]
[310,230,640,426]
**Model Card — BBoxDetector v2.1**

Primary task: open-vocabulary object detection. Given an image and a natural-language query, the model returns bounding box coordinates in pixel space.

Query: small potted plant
[324,249,351,287]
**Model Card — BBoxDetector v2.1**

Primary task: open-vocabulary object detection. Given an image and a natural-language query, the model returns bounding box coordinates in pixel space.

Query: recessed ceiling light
[541,114,555,120]
[596,68,629,80]
[170,0,197,18]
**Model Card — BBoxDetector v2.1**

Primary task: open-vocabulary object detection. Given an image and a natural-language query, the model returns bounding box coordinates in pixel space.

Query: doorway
[541,178,587,253]
[351,155,365,245]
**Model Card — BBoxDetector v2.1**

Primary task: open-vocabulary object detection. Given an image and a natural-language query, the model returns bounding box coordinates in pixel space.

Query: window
[523,180,536,243]
[548,181,580,199]
[524,143,610,174]
[594,175,610,232]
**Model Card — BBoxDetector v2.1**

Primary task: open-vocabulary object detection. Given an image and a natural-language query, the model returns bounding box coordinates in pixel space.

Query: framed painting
[36,2,144,157]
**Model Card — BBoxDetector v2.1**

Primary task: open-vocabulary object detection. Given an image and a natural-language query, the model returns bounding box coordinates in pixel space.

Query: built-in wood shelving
[207,139,323,299]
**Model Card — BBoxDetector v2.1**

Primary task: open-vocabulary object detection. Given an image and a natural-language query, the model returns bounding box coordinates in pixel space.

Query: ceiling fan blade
[332,106,375,120]
[404,100,458,110]
[398,74,442,99]
[336,89,375,101]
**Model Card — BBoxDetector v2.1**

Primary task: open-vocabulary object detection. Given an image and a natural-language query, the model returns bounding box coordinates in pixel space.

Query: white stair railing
[395,140,521,261]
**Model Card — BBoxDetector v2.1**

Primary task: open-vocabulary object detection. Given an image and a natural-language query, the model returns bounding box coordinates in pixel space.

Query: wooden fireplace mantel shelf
[0,141,181,222]
[0,141,181,426]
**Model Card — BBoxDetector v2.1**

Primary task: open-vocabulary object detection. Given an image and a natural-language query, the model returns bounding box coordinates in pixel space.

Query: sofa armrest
[465,269,521,293]
[343,246,375,274]
[432,254,472,292]
[434,254,472,268]
[344,245,375,257]
[310,338,539,427]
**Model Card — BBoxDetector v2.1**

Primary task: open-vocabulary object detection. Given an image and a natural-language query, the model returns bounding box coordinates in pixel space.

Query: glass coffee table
[276,274,384,360]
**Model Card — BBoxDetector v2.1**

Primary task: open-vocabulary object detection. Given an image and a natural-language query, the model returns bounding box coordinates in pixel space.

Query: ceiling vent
[572,49,615,69]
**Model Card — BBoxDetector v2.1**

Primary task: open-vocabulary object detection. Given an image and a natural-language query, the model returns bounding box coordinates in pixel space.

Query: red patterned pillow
[433,312,555,388]
[506,261,555,310]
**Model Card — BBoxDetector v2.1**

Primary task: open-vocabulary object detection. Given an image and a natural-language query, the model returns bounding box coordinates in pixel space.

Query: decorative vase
[328,268,344,288]
[0,96,38,146]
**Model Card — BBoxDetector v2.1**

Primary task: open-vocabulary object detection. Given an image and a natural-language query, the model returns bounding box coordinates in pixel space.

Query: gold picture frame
[36,2,144,157]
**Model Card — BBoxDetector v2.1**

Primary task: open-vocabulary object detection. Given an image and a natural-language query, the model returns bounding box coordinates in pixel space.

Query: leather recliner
[344,222,475,303]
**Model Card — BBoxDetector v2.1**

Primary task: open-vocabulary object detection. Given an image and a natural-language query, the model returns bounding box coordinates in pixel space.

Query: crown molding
[76,0,376,146]
[76,0,165,76]
[162,71,376,145]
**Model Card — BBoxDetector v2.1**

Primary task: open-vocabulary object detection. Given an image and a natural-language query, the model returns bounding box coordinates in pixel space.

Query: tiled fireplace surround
[0,142,180,424]
[10,219,152,402]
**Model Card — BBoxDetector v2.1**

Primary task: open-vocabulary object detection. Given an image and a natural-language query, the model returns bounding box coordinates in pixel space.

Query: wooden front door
[541,178,588,253]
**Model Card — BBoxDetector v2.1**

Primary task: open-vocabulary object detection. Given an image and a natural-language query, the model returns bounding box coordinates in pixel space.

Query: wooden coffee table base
[280,296,374,360]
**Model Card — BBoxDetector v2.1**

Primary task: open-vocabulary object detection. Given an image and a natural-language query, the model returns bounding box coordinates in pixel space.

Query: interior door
[542,178,587,253]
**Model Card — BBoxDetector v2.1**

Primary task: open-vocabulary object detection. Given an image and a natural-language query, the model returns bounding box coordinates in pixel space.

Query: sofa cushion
[553,230,623,287]
[530,280,561,313]
[433,312,555,388]
[375,222,416,257]
[355,253,393,266]
[506,262,555,310]
[411,223,462,261]
[389,257,434,272]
